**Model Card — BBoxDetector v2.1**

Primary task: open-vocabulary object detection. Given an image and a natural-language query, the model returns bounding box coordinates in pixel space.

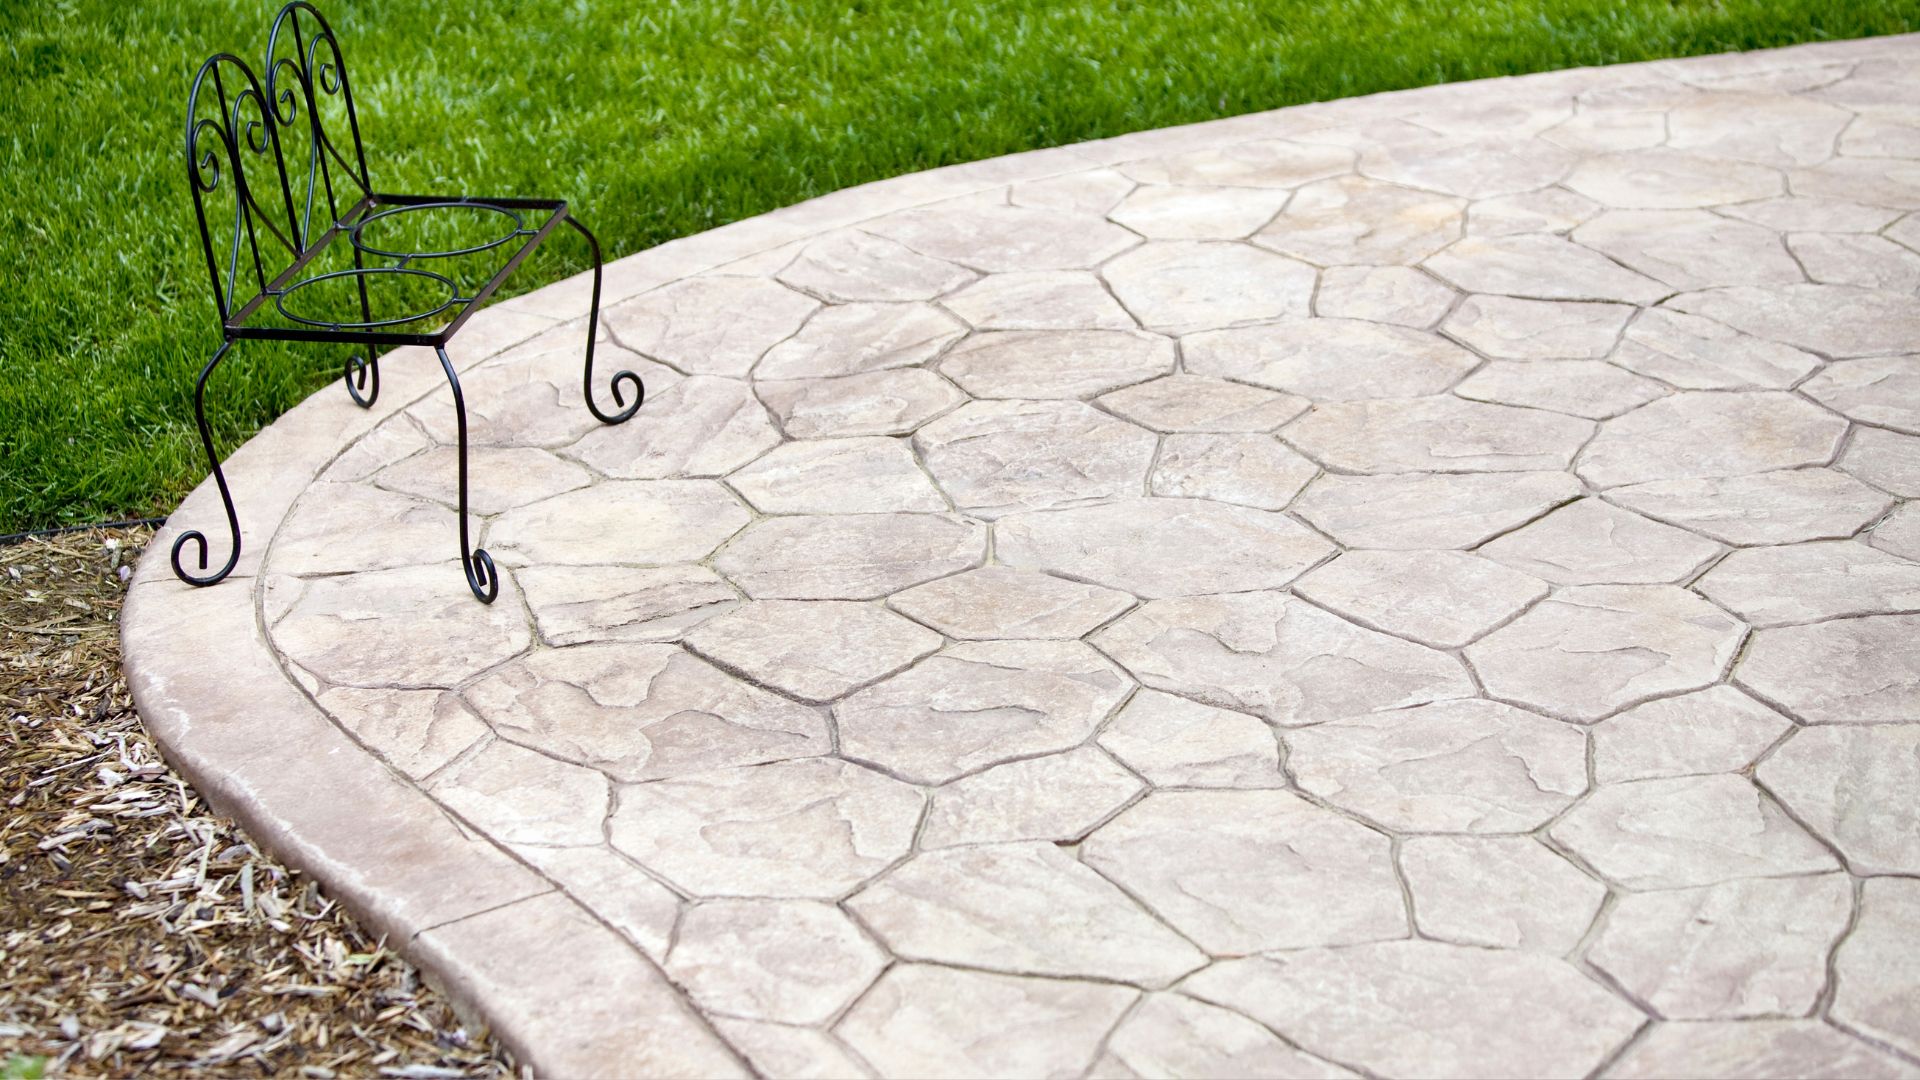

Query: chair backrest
[185,2,372,326]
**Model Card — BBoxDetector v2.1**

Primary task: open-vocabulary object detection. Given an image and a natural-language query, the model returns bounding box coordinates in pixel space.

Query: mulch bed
[0,529,515,1078]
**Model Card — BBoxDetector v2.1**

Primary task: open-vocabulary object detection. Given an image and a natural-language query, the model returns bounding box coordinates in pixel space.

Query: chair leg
[171,340,243,587]
[436,346,499,604]
[344,246,380,408]
[566,214,643,425]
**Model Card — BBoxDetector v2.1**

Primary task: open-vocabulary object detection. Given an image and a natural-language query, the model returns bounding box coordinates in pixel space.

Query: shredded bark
[0,529,516,1078]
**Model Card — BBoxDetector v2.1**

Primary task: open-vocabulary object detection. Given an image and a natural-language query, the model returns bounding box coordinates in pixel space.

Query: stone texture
[488,480,750,566]
[940,270,1135,330]
[849,842,1204,984]
[1184,943,1645,1080]
[1697,541,1920,627]
[1759,725,1920,875]
[888,567,1132,640]
[1593,685,1793,784]
[1466,187,1603,234]
[1669,284,1920,359]
[834,965,1135,1080]
[918,748,1142,848]
[1613,308,1819,390]
[1254,175,1466,265]
[756,369,965,439]
[834,640,1131,784]
[1549,774,1839,889]
[1442,295,1633,359]
[1738,614,1920,725]
[270,484,455,576]
[1606,1020,1920,1080]
[727,437,945,514]
[710,1020,873,1080]
[714,513,986,599]
[1564,148,1783,209]
[1609,469,1895,545]
[1285,396,1593,474]
[1104,241,1316,331]
[375,446,588,515]
[1096,374,1308,432]
[867,201,1138,271]
[1589,874,1852,1019]
[1290,700,1586,835]
[1876,503,1920,561]
[1293,471,1582,549]
[1573,209,1802,290]
[1804,356,1920,435]
[1094,591,1472,726]
[428,738,609,847]
[1400,836,1604,953]
[1577,392,1847,490]
[667,899,886,1024]
[777,229,976,302]
[464,643,829,781]
[1149,433,1318,509]
[1314,264,1456,328]
[1081,790,1405,952]
[1097,994,1355,1080]
[567,376,780,479]
[1792,233,1920,291]
[609,758,921,898]
[756,302,966,379]
[272,564,532,687]
[938,329,1173,399]
[1455,360,1666,419]
[997,498,1335,598]
[605,276,818,376]
[1294,549,1548,648]
[518,563,737,646]
[1833,878,1920,1058]
[517,846,680,962]
[315,687,489,780]
[684,600,942,702]
[1108,184,1291,238]
[1479,498,1720,584]
[914,400,1156,517]
[1466,585,1745,722]
[1119,138,1352,188]
[1425,234,1668,303]
[1186,318,1480,400]
[1096,689,1284,788]
[1668,90,1850,167]
[1842,428,1920,497]
[1721,196,1904,233]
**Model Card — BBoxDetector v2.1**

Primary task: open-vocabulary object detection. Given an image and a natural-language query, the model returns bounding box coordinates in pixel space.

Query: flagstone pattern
[123,36,1920,1080]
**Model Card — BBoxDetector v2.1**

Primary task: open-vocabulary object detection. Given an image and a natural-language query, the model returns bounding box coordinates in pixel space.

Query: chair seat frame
[176,3,640,603]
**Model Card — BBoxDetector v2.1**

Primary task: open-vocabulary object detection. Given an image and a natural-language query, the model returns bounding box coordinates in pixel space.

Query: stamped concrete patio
[123,34,1920,1080]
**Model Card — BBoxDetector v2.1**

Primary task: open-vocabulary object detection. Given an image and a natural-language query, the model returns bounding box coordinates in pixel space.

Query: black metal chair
[178,1,642,602]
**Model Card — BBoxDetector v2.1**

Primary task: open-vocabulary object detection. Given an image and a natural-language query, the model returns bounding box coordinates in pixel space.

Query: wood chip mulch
[0,528,517,1079]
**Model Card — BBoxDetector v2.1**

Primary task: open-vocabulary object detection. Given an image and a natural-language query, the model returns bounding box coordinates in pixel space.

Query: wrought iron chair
[178,1,642,603]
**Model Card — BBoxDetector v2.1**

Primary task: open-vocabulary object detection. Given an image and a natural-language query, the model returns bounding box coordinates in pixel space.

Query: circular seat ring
[275,266,460,329]
[349,201,527,260]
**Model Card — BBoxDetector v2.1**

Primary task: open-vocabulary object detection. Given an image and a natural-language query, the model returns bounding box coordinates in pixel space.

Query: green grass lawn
[3,0,1918,532]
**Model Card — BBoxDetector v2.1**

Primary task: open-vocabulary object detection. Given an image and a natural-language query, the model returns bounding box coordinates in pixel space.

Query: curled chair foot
[344,351,380,408]
[567,215,643,425]
[172,341,243,587]
[437,345,497,604]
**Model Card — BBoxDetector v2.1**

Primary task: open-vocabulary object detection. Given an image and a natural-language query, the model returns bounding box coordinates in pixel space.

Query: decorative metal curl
[170,342,242,587]
[437,346,499,604]
[568,216,644,425]
[344,352,379,408]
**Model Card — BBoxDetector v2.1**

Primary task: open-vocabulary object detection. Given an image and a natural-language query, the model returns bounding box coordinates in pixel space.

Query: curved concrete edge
[121,31,1918,1078]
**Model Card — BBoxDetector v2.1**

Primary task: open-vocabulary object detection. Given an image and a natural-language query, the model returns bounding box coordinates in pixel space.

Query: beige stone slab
[1105,241,1317,332]
[1098,994,1357,1080]
[1294,549,1549,648]
[710,1019,875,1080]
[667,899,886,1024]
[1185,318,1480,400]
[1759,725,1920,875]
[1804,356,1920,435]
[1254,175,1466,265]
[919,747,1143,848]
[464,643,829,781]
[269,483,456,577]
[1094,591,1473,727]
[1117,138,1353,188]
[1737,613,1920,724]
[939,329,1174,399]
[888,566,1134,640]
[1613,308,1820,391]
[1833,877,1920,1059]
[1082,789,1405,953]
[684,600,942,702]
[1400,835,1604,953]
[1314,265,1457,327]
[1577,392,1847,490]
[609,758,922,898]
[428,737,610,847]
[714,513,987,599]
[1442,295,1633,359]
[728,437,946,515]
[941,270,1137,330]
[272,563,533,688]
[1467,187,1605,235]
[757,369,967,439]
[1574,208,1803,290]
[518,563,739,646]
[1874,502,1920,561]
[834,640,1132,784]
[850,841,1204,985]
[1549,774,1839,889]
[315,687,490,780]
[1606,1020,1920,1080]
[603,276,819,377]
[755,302,967,379]
[1425,234,1669,303]
[1478,498,1721,585]
[1455,360,1666,420]
[776,229,978,302]
[375,446,591,515]
[487,480,751,566]
[1150,433,1318,510]
[1792,233,1920,291]
[1293,471,1583,549]
[1286,396,1594,474]
[1608,468,1894,545]
[1668,283,1920,358]
[519,845,681,962]
[1465,584,1744,722]
[835,965,1136,1079]
[412,892,748,1079]
[1593,685,1793,784]
[1096,689,1284,789]
[1565,148,1784,209]
[1184,943,1644,1080]
[1096,374,1309,433]
[1697,541,1920,626]
[914,400,1156,517]
[1108,184,1291,239]
[865,201,1140,272]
